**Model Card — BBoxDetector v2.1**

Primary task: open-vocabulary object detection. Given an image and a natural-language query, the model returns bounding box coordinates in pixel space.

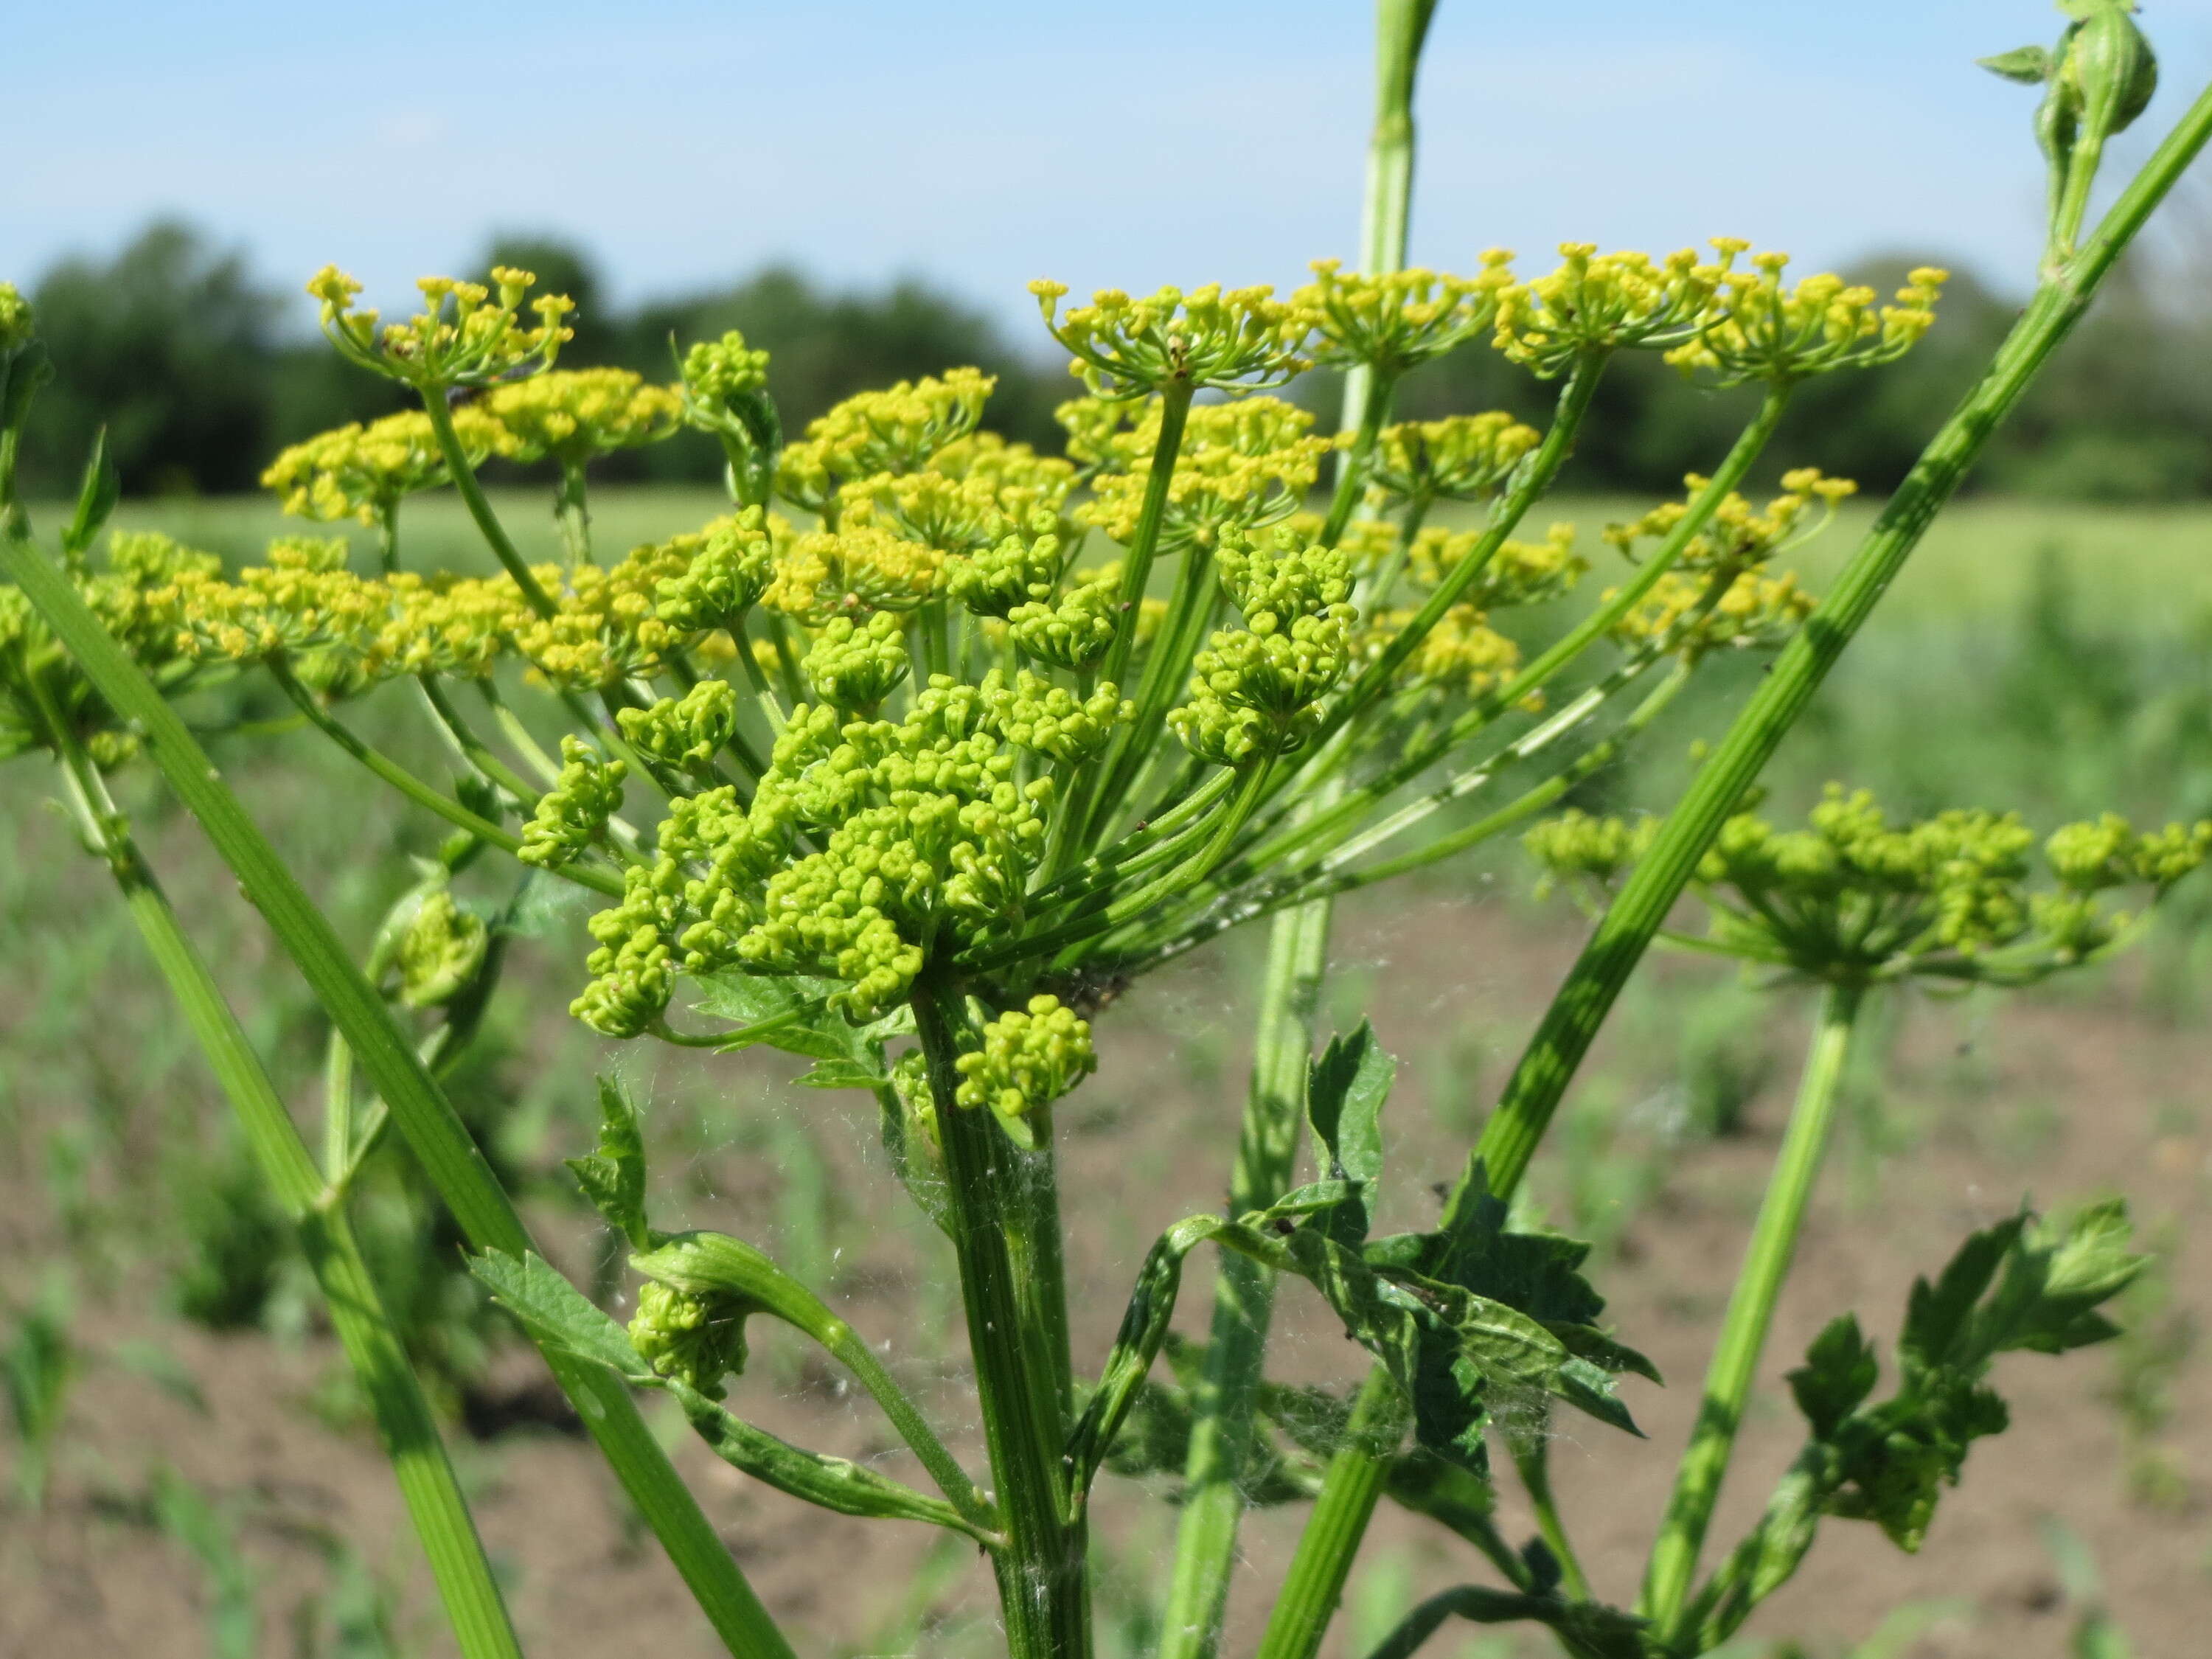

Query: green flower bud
[619,679,740,776]
[520,737,628,869]
[392,887,490,1009]
[629,1281,751,1400]
[955,994,1096,1143]
[802,611,912,712]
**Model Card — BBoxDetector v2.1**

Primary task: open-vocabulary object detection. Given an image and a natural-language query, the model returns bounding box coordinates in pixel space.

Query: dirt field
[2,849,2205,1659]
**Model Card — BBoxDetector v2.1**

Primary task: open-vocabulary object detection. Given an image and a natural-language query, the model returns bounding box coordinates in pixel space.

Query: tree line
[14,220,2212,503]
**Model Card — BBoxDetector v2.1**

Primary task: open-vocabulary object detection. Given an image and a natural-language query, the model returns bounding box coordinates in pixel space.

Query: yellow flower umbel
[1079,398,1333,554]
[308,265,573,393]
[486,368,684,468]
[1297,255,1514,376]
[1602,470,1852,661]
[261,407,513,552]
[1529,787,2212,987]
[1367,413,1543,513]
[775,370,995,516]
[1493,243,1733,377]
[1029,282,1313,398]
[485,367,685,566]
[1666,246,1948,384]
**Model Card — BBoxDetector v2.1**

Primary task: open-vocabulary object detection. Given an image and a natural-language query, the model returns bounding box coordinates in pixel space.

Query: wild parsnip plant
[2,3,2208,1657]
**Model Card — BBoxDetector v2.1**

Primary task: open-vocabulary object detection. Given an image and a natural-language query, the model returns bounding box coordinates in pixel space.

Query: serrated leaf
[469,1249,645,1376]
[567,1077,650,1248]
[1978,43,2053,83]
[1902,1210,2025,1372]
[1787,1314,1878,1439]
[691,971,855,1060]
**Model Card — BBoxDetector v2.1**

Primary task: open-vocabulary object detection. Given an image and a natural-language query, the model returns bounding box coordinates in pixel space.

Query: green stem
[911,974,1091,1659]
[1509,1429,1590,1602]
[1641,978,1863,1635]
[31,701,522,1659]
[422,397,557,618]
[415,676,543,807]
[1096,380,1196,695]
[1318,369,1399,549]
[554,459,594,567]
[1,528,796,1659]
[267,661,622,899]
[1159,897,1332,1659]
[1253,1368,1409,1659]
[1302,352,1604,759]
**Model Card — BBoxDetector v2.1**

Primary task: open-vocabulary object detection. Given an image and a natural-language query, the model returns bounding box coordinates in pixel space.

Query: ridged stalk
[1161,9,1435,1653]
[912,973,1091,1659]
[1641,979,1863,1633]
[1158,900,1332,1658]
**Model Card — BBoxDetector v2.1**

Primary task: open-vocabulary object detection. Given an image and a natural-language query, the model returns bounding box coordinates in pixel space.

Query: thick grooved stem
[913,975,1091,1659]
[1253,1368,1408,1659]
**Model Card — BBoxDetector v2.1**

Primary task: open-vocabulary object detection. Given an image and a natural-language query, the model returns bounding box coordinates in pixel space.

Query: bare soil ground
[2,883,2207,1658]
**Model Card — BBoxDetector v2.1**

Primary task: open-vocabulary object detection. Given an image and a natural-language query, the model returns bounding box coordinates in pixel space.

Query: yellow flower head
[1029,281,1312,399]
[1666,248,1948,383]
[1298,255,1514,374]
[260,406,512,526]
[307,262,574,392]
[1408,521,1586,610]
[484,368,684,466]
[1604,468,1856,574]
[1079,397,1330,552]
[764,526,945,622]
[1493,243,1731,377]
[1368,411,1543,507]
[774,369,996,513]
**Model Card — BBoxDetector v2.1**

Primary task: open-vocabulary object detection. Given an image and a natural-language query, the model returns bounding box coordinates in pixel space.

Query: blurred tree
[21,222,282,496]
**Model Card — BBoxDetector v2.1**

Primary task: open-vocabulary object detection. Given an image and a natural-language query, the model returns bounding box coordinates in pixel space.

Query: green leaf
[691,970,852,1058]
[1786,1314,1878,1439]
[1307,1021,1392,1189]
[1978,44,2054,83]
[797,1057,886,1091]
[60,428,119,560]
[468,1249,647,1377]
[665,1377,990,1540]
[567,1077,652,1249]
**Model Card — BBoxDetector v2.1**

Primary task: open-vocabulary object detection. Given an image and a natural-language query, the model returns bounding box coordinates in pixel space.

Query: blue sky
[10,1,2212,340]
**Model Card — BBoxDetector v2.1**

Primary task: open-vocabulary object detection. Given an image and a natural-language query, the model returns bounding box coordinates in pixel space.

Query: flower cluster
[1296,255,1514,375]
[1366,412,1543,509]
[1172,529,1356,765]
[1029,282,1312,397]
[1528,787,2212,984]
[520,737,629,869]
[775,369,995,512]
[569,667,1133,1036]
[308,265,573,392]
[628,1281,749,1400]
[953,993,1097,1142]
[483,368,684,467]
[1078,397,1332,552]
[1493,244,1731,376]
[261,407,512,529]
[1665,250,1949,383]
